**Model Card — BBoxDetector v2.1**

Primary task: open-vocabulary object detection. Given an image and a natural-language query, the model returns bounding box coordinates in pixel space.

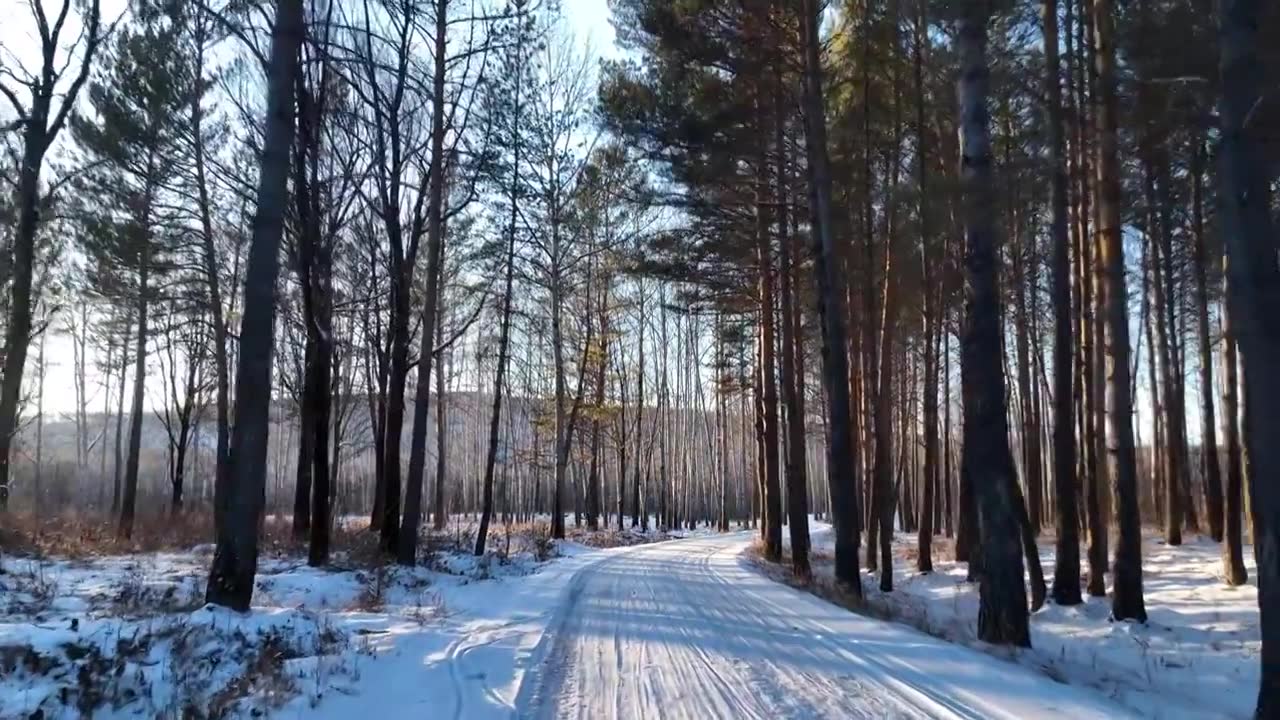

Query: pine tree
[1217,0,1280,712]
[1094,0,1146,623]
[957,1,1030,648]
[1044,0,1082,607]
[205,0,306,612]
[801,0,862,592]
[72,13,194,539]
[476,0,542,556]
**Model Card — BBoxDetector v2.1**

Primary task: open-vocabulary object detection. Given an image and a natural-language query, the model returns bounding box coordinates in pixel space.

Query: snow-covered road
[518,533,1135,720]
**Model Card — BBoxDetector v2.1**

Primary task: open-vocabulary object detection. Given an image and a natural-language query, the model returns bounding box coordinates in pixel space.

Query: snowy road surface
[518,533,1134,720]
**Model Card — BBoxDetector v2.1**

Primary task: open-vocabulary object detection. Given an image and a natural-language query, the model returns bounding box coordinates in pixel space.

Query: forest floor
[765,522,1257,720]
[0,513,701,719]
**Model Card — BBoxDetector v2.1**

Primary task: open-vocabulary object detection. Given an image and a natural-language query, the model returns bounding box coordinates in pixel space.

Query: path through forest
[516,534,1134,719]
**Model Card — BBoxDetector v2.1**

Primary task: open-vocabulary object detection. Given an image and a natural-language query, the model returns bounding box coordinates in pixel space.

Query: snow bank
[0,525,608,719]
[784,523,1257,720]
[0,552,359,719]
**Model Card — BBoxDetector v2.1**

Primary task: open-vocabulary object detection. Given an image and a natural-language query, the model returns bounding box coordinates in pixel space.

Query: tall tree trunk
[477,23,526,551]
[33,334,44,512]
[98,340,113,509]
[1086,1,1112,557]
[0,135,47,508]
[170,380,194,515]
[881,17,906,588]
[552,276,592,538]
[118,259,149,540]
[293,335,316,538]
[1191,137,1224,542]
[586,297,608,532]
[1142,224,1166,525]
[308,241,334,566]
[380,226,413,553]
[191,20,232,528]
[958,4,1029,646]
[1147,159,1182,545]
[874,243,897,592]
[205,0,305,611]
[72,307,86,471]
[861,6,880,571]
[1014,464,1048,612]
[1218,1,1280,711]
[915,0,936,575]
[1045,0,1082,608]
[1094,0,1146,622]
[943,312,953,539]
[293,50,331,559]
[381,279,408,552]
[397,0,450,565]
[617,337,630,531]
[475,224,517,555]
[1147,155,1186,545]
[1085,220,1109,595]
[113,315,132,514]
[714,314,728,532]
[756,122,783,563]
[1013,240,1038,532]
[433,315,448,530]
[778,111,810,579]
[368,290,388,531]
[551,268,570,539]
[1156,153,1196,534]
[308,337,332,562]
[1222,299,1247,586]
[1075,0,1108,599]
[632,294,645,529]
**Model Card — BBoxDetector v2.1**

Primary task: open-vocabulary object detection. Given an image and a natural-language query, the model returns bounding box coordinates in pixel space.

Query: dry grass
[745,540,962,637]
[0,509,379,566]
[350,566,393,612]
[461,520,557,562]
[567,524,677,549]
[894,535,959,565]
[1,509,221,557]
[747,540,864,609]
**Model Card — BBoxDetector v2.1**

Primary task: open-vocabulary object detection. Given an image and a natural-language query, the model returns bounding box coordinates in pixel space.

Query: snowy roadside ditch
[749,521,1256,720]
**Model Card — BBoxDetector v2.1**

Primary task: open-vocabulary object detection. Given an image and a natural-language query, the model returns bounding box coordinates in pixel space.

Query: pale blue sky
[2,0,618,416]
[4,0,1188,452]
[565,0,618,59]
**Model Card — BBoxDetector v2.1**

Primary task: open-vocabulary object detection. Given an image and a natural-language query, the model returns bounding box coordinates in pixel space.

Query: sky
[1,0,618,417]
[1,0,1194,451]
[565,0,617,56]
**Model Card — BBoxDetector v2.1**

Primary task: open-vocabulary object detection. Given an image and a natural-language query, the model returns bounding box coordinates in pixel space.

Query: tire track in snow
[689,541,925,719]
[525,536,923,719]
[533,542,766,720]
[712,546,986,719]
[517,533,1133,720]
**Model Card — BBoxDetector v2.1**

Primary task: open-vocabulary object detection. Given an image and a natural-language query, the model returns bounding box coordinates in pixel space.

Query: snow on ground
[566,519,723,548]
[527,532,1134,720]
[7,511,1237,719]
[0,516,689,719]
[781,521,1258,720]
[1,547,366,719]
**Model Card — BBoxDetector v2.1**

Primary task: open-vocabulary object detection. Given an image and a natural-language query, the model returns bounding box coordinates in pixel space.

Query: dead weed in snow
[4,608,355,719]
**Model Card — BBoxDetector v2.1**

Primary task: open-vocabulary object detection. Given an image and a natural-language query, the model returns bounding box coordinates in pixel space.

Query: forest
[2,0,1279,717]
